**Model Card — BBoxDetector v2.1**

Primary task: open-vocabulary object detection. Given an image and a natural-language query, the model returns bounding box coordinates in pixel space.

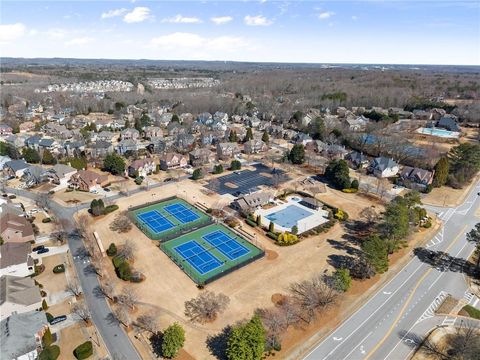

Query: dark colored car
[103,187,111,192]
[32,245,45,252]
[164,177,173,182]
[49,315,67,325]
[37,248,50,254]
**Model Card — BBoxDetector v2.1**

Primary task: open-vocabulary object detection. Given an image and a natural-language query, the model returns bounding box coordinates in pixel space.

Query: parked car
[37,248,50,254]
[32,245,45,252]
[103,187,111,192]
[164,177,173,182]
[49,315,67,325]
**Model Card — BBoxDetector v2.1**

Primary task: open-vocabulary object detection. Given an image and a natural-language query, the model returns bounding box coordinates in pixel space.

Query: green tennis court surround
[130,197,211,241]
[161,224,264,284]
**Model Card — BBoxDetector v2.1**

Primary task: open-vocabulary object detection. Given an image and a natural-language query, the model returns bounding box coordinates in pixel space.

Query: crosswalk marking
[416,291,448,324]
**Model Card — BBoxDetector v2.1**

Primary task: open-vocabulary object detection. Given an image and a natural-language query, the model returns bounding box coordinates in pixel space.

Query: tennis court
[174,240,223,275]
[161,224,264,284]
[203,230,250,260]
[164,203,200,224]
[130,197,211,241]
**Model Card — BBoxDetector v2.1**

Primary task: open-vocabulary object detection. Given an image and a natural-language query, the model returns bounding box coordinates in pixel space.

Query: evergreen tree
[325,159,351,189]
[171,114,180,123]
[161,323,185,359]
[227,314,266,360]
[309,116,327,140]
[192,168,203,180]
[433,157,449,187]
[288,144,305,164]
[332,269,352,292]
[268,222,275,233]
[261,130,269,144]
[22,147,41,164]
[42,327,54,347]
[244,127,253,142]
[229,130,238,143]
[42,149,57,165]
[230,160,242,171]
[103,153,126,175]
[361,235,389,273]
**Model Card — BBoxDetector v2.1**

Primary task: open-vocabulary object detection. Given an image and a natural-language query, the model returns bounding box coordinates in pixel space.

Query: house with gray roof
[399,166,434,190]
[47,164,77,185]
[89,140,114,158]
[21,165,47,188]
[0,242,34,277]
[369,157,400,178]
[0,276,42,320]
[216,142,240,160]
[436,117,460,132]
[346,151,369,169]
[3,160,30,178]
[0,310,48,360]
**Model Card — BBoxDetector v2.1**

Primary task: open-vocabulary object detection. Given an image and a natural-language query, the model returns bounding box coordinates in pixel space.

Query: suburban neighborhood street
[302,181,480,360]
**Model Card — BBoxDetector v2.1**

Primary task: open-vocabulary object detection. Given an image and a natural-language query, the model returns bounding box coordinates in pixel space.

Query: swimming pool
[266,204,313,229]
[416,127,459,139]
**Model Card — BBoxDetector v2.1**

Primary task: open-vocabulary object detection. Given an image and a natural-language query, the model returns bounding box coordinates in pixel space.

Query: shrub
[422,220,432,228]
[213,164,224,174]
[332,269,352,292]
[42,299,48,310]
[104,205,119,215]
[267,232,278,240]
[462,304,480,319]
[230,160,242,171]
[39,345,60,360]
[135,177,143,185]
[334,209,349,221]
[256,214,262,226]
[246,218,257,227]
[42,327,54,347]
[351,179,359,189]
[117,262,132,281]
[53,264,65,273]
[73,341,93,360]
[46,312,54,323]
[42,217,52,223]
[268,222,275,233]
[225,217,239,228]
[276,232,299,246]
[192,168,203,180]
[107,243,117,257]
[341,188,358,193]
[291,225,298,235]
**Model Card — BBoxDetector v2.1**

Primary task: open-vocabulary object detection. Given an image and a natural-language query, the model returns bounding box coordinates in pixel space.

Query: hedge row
[267,232,278,240]
[462,304,480,320]
[246,218,257,227]
[53,264,65,273]
[74,341,93,360]
[112,255,131,281]
[104,205,119,215]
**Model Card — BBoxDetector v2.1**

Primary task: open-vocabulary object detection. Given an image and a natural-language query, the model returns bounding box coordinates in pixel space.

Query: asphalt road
[301,181,480,360]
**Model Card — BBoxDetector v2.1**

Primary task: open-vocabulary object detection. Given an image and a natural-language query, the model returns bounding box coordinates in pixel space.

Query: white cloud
[210,16,233,25]
[0,23,26,44]
[162,14,202,24]
[150,32,248,53]
[45,28,68,39]
[101,8,128,19]
[65,37,93,46]
[351,15,358,21]
[244,15,273,26]
[318,11,335,20]
[123,7,152,23]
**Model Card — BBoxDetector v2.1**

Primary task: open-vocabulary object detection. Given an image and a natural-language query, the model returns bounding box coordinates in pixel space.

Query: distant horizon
[2,56,479,68]
[1,1,478,66]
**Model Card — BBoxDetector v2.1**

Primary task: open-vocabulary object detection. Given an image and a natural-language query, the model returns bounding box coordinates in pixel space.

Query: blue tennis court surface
[266,204,312,229]
[203,230,250,260]
[164,203,200,224]
[174,240,223,275]
[138,210,174,234]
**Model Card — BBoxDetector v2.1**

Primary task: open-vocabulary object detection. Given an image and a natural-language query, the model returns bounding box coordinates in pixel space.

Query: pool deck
[255,197,329,234]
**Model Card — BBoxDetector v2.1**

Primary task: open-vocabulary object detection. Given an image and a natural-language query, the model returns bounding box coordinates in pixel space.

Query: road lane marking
[332,337,343,341]
[415,291,448,324]
[365,224,467,360]
[343,331,372,359]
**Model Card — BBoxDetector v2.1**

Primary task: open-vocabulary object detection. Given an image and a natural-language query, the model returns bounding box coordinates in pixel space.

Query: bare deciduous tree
[117,286,138,310]
[72,302,90,323]
[109,212,132,233]
[120,239,136,261]
[184,291,230,323]
[289,275,337,323]
[99,280,115,300]
[76,213,90,238]
[136,312,158,334]
[359,207,378,227]
[113,305,132,328]
[66,278,82,297]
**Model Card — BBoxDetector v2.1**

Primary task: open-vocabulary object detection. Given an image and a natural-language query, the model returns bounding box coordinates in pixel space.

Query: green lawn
[130,197,211,241]
[161,223,264,284]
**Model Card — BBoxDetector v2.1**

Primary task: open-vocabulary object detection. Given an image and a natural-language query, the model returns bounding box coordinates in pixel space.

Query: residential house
[159,153,188,170]
[148,137,167,154]
[345,115,369,131]
[18,121,36,133]
[0,124,13,135]
[244,139,268,154]
[47,164,77,185]
[63,140,85,158]
[0,213,35,244]
[200,132,216,146]
[413,110,433,120]
[128,158,156,178]
[346,151,369,169]
[0,276,42,320]
[369,157,400,178]
[89,140,114,159]
[3,160,30,178]
[436,117,460,132]
[197,112,213,125]
[295,133,312,146]
[216,143,240,160]
[0,155,12,170]
[120,128,140,141]
[157,113,174,127]
[324,144,348,160]
[144,126,163,139]
[0,311,48,360]
[0,242,34,277]
[175,133,195,152]
[111,118,126,130]
[96,131,117,142]
[213,111,229,123]
[231,191,273,212]
[38,138,61,154]
[189,148,215,167]
[399,166,434,190]
[21,165,47,188]
[69,170,109,192]
[24,135,41,150]
[116,139,145,155]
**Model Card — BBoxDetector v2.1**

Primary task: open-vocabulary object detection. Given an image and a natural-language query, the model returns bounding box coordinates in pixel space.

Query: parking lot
[206,163,289,196]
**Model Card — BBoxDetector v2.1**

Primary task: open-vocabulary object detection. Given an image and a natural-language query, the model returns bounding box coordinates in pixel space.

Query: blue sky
[1,1,479,65]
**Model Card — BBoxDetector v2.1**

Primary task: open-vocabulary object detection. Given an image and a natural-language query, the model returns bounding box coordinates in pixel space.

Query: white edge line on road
[343,331,373,359]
